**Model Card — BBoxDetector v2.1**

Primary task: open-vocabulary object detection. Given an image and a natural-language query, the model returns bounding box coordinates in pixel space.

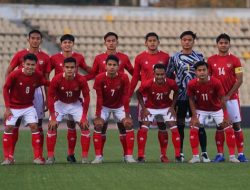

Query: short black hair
[153,63,166,71]
[60,34,75,43]
[145,32,159,41]
[23,53,38,63]
[180,30,197,39]
[216,33,230,43]
[28,29,42,38]
[64,57,76,65]
[106,55,119,65]
[104,32,118,41]
[194,61,208,70]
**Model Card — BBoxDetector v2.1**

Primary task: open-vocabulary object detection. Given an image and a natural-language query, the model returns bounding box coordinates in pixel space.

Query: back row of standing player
[2,29,248,164]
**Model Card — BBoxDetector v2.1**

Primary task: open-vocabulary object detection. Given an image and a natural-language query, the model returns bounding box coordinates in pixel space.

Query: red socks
[2,132,13,159]
[38,127,44,157]
[11,127,19,156]
[234,129,244,154]
[81,130,90,158]
[224,126,236,156]
[46,130,57,157]
[93,131,103,156]
[215,129,225,154]
[189,126,199,155]
[125,129,134,156]
[170,126,181,157]
[137,125,148,158]
[32,132,41,159]
[158,130,168,156]
[101,134,106,156]
[67,128,77,155]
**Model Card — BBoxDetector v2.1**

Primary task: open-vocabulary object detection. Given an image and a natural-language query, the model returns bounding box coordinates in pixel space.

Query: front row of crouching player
[1,53,245,165]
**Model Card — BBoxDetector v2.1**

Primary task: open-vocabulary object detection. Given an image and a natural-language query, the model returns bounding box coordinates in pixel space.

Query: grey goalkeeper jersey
[166,50,204,101]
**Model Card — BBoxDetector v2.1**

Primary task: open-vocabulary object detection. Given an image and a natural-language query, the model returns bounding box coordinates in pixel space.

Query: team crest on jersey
[39,60,44,65]
[60,63,63,67]
[152,92,155,94]
[214,64,217,67]
[61,87,64,90]
[158,61,163,64]
[145,61,148,65]
[196,90,199,93]
[104,85,107,88]
[74,87,79,91]
[227,63,232,68]
[103,61,106,64]
[209,90,213,94]
[19,82,23,86]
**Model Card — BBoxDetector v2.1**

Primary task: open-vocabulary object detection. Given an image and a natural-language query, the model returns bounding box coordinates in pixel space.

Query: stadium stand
[1,7,250,118]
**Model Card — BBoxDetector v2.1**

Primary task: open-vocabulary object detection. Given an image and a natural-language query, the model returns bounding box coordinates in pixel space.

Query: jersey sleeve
[122,74,130,113]
[78,54,89,71]
[207,57,213,75]
[9,53,21,69]
[3,73,16,107]
[48,77,58,120]
[47,56,55,73]
[80,77,90,120]
[129,56,141,97]
[85,56,99,80]
[124,55,134,76]
[233,57,243,74]
[169,79,179,92]
[166,56,176,77]
[93,76,103,117]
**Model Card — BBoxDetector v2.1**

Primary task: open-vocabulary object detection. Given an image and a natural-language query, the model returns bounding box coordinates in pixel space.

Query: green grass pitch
[0,128,250,190]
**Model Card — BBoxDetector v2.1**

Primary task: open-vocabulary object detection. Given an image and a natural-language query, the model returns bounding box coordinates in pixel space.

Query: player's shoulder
[10,68,22,77]
[116,51,129,59]
[228,53,241,61]
[76,73,87,82]
[72,51,84,58]
[119,72,129,79]
[52,72,63,81]
[95,72,106,80]
[210,76,221,84]
[135,51,147,58]
[158,50,170,57]
[13,49,28,57]
[50,52,61,59]
[166,77,177,84]
[188,78,197,86]
[38,50,50,57]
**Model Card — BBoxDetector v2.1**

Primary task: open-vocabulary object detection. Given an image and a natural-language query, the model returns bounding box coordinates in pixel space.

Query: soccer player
[46,57,90,164]
[92,55,136,164]
[2,53,49,165]
[208,33,248,162]
[47,34,92,163]
[86,32,134,158]
[5,29,50,159]
[136,64,181,163]
[187,61,239,163]
[166,31,208,162]
[129,32,170,161]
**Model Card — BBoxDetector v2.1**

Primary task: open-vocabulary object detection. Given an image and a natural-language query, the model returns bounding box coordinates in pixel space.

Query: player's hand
[167,106,176,119]
[80,118,89,130]
[190,116,199,127]
[141,108,150,121]
[4,108,13,122]
[48,120,58,131]
[222,96,230,103]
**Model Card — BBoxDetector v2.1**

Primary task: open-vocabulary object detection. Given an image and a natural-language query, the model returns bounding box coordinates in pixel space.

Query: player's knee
[232,122,241,131]
[4,125,13,133]
[29,123,39,132]
[117,122,126,133]
[122,118,133,130]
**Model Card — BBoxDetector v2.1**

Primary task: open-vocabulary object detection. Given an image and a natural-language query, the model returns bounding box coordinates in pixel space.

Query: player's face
[145,36,159,51]
[217,39,230,54]
[181,35,194,50]
[105,35,118,51]
[106,60,119,76]
[23,59,36,75]
[28,33,42,49]
[64,62,76,77]
[195,65,208,80]
[61,40,74,52]
[154,68,166,84]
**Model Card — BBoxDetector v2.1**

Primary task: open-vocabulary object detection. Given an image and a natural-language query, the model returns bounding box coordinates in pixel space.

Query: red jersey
[93,72,130,116]
[207,53,242,100]
[87,51,134,80]
[48,52,89,76]
[187,77,225,111]
[3,69,49,109]
[48,73,90,120]
[139,78,178,109]
[9,49,50,75]
[130,50,170,97]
